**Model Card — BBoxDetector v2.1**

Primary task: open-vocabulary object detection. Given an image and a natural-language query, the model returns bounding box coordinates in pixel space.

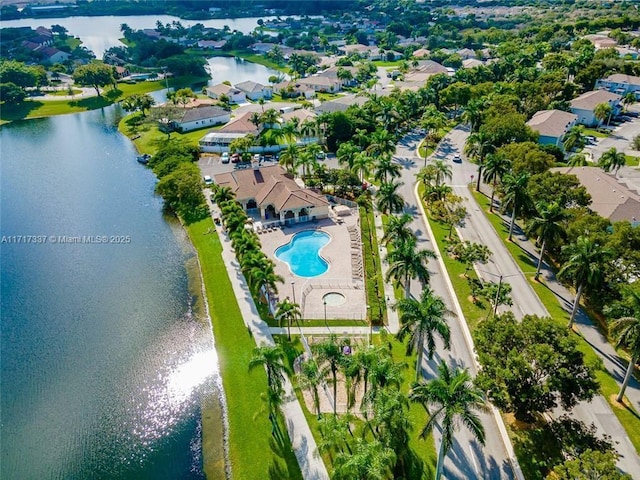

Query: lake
[0,105,225,480]
[2,15,279,56]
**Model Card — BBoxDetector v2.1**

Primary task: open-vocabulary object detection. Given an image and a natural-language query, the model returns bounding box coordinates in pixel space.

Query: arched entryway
[284,210,295,225]
[246,199,258,215]
[299,207,309,222]
[264,204,276,220]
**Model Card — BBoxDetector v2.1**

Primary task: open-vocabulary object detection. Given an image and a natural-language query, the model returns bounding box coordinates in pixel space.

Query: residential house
[315,95,368,114]
[570,90,622,126]
[197,40,226,50]
[40,47,70,64]
[457,48,477,59]
[596,73,640,98]
[297,75,341,93]
[199,111,261,153]
[412,48,431,58]
[213,165,330,225]
[340,44,374,57]
[205,83,246,104]
[415,60,449,75]
[462,58,484,69]
[235,81,272,101]
[114,66,130,79]
[551,167,640,226]
[27,34,53,47]
[274,81,316,99]
[252,42,277,54]
[171,106,230,132]
[35,26,53,38]
[317,65,359,87]
[584,34,618,50]
[526,109,578,149]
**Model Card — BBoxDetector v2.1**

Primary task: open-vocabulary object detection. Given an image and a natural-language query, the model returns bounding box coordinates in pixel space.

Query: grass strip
[471,190,640,454]
[360,206,387,326]
[186,217,298,479]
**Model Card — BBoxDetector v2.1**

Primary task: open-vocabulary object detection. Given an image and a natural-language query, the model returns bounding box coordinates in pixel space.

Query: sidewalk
[211,201,329,480]
[372,210,400,333]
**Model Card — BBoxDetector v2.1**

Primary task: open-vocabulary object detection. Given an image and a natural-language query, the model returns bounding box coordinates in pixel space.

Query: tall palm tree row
[482,153,511,212]
[525,201,566,280]
[376,180,405,215]
[501,171,531,241]
[410,360,487,480]
[386,236,437,299]
[395,288,452,381]
[275,298,302,341]
[558,236,613,328]
[609,290,640,402]
[464,131,495,191]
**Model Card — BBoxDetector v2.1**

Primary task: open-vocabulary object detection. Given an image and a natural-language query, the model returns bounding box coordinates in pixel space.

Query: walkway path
[437,126,640,477]
[207,196,329,480]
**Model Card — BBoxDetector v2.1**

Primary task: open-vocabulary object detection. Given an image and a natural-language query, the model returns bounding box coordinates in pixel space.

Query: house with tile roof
[552,167,639,225]
[570,90,622,127]
[297,75,342,93]
[235,81,272,101]
[205,83,246,104]
[273,80,316,99]
[596,73,640,98]
[526,110,578,149]
[198,111,262,152]
[412,48,431,58]
[461,58,484,69]
[214,165,330,224]
[172,106,230,132]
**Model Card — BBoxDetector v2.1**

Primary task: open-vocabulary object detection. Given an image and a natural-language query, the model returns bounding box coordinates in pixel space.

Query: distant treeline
[0,0,358,21]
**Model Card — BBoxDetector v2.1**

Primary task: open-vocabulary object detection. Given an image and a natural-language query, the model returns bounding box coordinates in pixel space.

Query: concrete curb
[414,181,525,480]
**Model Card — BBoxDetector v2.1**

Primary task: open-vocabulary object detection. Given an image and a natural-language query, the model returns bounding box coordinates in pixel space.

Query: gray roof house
[526,110,578,149]
[235,81,273,101]
[596,73,640,98]
[173,106,230,132]
[569,90,622,127]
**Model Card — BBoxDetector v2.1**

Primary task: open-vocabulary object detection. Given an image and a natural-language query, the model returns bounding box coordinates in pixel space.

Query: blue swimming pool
[275,230,330,278]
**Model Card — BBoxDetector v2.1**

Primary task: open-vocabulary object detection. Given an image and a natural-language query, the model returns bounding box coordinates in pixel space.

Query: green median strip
[471,189,640,454]
[186,217,301,479]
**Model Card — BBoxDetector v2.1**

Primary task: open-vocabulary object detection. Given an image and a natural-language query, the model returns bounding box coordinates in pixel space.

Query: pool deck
[258,214,368,322]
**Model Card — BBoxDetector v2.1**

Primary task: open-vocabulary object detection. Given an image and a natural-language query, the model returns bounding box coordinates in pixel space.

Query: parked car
[316,151,326,160]
[203,175,213,185]
[453,154,462,163]
[231,153,241,163]
[221,152,230,163]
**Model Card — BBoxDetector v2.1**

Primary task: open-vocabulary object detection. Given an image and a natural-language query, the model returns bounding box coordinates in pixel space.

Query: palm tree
[280,119,299,145]
[482,153,511,212]
[275,298,302,341]
[567,153,588,167]
[336,141,360,170]
[366,129,396,160]
[598,147,626,174]
[623,92,636,112]
[559,236,613,328]
[212,185,235,204]
[464,131,494,191]
[313,335,342,415]
[386,236,436,298]
[562,125,586,153]
[296,358,323,418]
[410,360,486,480]
[332,439,396,480]
[296,148,318,178]
[395,288,452,381]
[278,144,299,174]
[431,159,452,187]
[376,181,405,214]
[260,108,281,128]
[594,102,613,126]
[382,213,415,246]
[248,344,288,394]
[249,111,263,131]
[352,152,374,183]
[501,172,531,241]
[249,261,284,305]
[526,201,566,280]
[610,291,640,402]
[461,98,485,132]
[374,156,401,183]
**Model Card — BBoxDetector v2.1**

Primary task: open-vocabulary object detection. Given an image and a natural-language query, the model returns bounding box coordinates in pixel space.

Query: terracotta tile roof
[214,165,329,211]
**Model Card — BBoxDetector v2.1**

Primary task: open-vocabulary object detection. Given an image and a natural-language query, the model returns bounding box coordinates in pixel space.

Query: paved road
[392,131,518,480]
[441,127,640,478]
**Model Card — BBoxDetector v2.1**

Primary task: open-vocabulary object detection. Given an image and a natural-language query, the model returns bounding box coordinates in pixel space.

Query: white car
[221,152,230,163]
[203,175,213,185]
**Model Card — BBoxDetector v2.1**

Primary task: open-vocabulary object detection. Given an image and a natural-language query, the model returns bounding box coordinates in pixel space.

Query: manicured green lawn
[471,189,640,455]
[373,60,402,67]
[582,128,609,138]
[48,89,83,96]
[187,218,302,479]
[1,76,207,125]
[625,155,639,166]
[360,206,387,326]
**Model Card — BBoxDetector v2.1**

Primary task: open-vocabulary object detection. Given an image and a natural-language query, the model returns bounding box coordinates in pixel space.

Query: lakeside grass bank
[0,75,208,125]
[187,218,298,479]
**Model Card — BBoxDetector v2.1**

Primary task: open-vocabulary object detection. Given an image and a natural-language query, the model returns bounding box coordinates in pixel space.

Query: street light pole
[291,281,296,304]
[493,274,503,317]
[324,299,329,334]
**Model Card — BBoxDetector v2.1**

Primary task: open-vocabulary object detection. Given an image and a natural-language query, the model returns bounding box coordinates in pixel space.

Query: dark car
[231,153,241,163]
